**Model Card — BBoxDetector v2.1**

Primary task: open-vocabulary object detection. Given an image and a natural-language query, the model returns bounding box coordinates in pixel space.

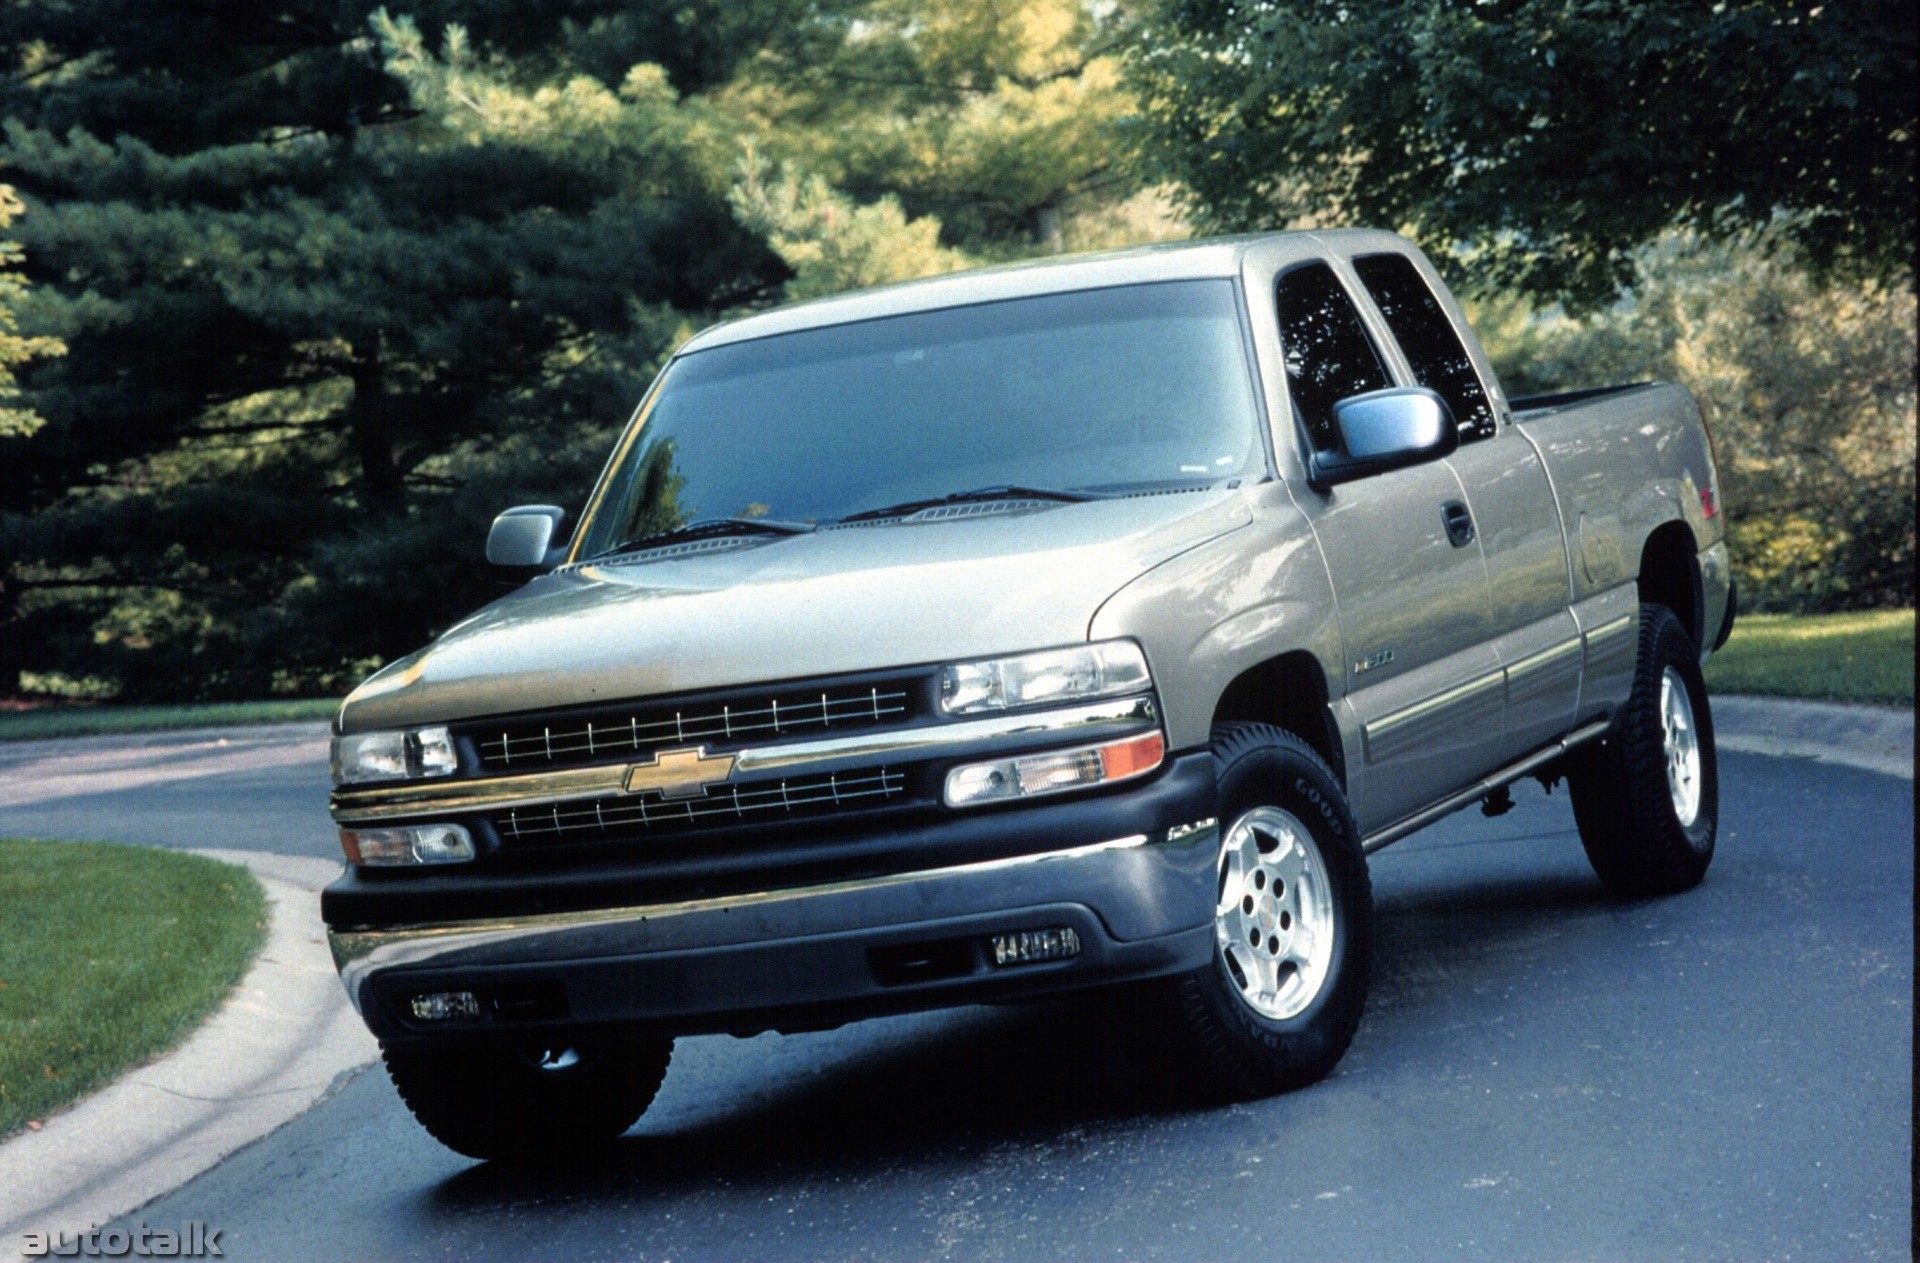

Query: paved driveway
[2,728,1902,1261]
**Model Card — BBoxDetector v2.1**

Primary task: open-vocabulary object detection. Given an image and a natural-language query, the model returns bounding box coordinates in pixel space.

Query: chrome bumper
[329,819,1218,1026]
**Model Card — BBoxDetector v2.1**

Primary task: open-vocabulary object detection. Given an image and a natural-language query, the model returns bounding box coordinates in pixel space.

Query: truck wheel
[1163,722,1372,1100]
[383,1032,672,1162]
[1567,603,1718,896]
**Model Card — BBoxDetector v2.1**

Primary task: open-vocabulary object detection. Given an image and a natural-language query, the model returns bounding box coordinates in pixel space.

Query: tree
[1135,0,1916,306]
[729,155,971,300]
[0,1,790,700]
[1476,223,1916,610]
[729,0,1161,257]
[0,186,63,439]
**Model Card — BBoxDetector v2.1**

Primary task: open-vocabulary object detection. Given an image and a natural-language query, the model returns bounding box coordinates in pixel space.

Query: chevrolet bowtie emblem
[624,746,737,799]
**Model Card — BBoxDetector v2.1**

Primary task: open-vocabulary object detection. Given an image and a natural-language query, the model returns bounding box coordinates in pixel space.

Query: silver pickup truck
[323,230,1734,1160]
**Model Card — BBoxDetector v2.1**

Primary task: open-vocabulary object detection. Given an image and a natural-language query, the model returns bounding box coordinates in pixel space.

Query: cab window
[1353,253,1498,443]
[1274,262,1392,453]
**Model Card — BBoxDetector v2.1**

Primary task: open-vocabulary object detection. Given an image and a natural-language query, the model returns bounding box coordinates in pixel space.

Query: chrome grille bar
[498,767,908,842]
[480,686,911,769]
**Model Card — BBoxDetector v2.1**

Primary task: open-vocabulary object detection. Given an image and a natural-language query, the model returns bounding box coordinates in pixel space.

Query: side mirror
[486,505,569,571]
[1308,387,1458,490]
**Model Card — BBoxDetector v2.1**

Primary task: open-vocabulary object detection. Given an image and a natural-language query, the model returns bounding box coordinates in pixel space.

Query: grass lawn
[0,697,338,742]
[0,840,266,1138]
[1705,608,1915,706]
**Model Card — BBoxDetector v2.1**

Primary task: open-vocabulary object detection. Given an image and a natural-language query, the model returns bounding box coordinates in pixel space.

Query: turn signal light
[944,731,1165,807]
[340,822,475,866]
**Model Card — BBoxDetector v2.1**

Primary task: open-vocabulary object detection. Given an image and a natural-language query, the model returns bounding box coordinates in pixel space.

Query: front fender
[1089,489,1340,753]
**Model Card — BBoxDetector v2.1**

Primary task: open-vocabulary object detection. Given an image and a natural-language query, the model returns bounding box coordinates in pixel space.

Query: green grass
[0,840,266,1138]
[1705,608,1915,705]
[0,697,339,742]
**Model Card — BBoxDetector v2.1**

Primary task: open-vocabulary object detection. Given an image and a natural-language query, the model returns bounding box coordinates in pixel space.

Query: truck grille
[496,767,910,844]
[471,680,917,773]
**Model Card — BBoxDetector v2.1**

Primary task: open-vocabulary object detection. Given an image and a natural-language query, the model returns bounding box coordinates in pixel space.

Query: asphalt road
[0,724,336,857]
[2,726,1910,1260]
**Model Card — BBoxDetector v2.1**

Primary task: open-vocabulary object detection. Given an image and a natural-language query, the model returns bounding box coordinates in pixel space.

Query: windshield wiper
[837,485,1102,525]
[592,517,815,559]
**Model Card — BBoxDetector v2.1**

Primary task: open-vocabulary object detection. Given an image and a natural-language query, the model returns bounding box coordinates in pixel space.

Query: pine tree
[0,185,63,439]
[0,1,786,698]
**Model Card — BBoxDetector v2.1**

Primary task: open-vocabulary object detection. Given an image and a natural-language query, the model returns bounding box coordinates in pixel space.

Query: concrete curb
[0,849,376,1257]
[1713,694,1913,780]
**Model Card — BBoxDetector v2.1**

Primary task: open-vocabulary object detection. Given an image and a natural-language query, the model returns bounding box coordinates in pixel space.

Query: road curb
[0,849,376,1257]
[1713,693,1913,780]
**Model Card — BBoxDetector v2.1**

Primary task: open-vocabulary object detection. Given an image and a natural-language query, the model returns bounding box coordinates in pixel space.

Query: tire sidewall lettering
[1291,775,1346,838]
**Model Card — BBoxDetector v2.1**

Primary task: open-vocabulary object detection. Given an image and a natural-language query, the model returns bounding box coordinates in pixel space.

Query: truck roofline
[678,232,1301,355]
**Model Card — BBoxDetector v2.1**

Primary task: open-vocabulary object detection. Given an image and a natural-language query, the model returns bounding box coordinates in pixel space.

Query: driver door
[1254,254,1503,834]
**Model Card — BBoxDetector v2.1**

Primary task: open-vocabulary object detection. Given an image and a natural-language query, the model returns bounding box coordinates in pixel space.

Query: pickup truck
[322,230,1734,1161]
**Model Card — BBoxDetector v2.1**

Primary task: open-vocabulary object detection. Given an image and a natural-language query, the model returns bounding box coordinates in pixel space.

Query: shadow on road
[423,847,1619,1213]
[428,987,1191,1210]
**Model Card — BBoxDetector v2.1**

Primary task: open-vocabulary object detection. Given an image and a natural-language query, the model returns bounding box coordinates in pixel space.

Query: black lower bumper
[327,752,1220,1043]
[360,907,1213,1044]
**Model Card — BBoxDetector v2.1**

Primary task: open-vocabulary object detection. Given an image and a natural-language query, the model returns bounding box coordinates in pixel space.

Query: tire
[1568,603,1718,897]
[1160,722,1372,1101]
[383,1031,672,1162]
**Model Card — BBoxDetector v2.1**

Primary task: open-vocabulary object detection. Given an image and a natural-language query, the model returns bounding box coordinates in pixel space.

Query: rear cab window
[1352,253,1498,443]
[1274,261,1393,454]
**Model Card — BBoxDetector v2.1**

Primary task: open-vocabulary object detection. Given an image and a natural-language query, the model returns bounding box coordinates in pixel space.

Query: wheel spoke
[1245,943,1278,1005]
[1217,840,1246,916]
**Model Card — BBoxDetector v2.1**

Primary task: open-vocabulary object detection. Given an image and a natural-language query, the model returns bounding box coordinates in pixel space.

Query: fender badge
[625,746,736,798]
[1354,649,1394,675]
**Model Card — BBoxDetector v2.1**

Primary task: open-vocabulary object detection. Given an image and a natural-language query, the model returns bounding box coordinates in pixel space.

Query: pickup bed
[322,229,1733,1160]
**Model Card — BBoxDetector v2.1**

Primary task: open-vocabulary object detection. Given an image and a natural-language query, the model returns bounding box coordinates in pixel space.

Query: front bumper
[327,752,1218,1041]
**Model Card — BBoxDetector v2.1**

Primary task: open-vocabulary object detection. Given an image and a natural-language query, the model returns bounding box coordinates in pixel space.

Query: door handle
[1441,500,1475,547]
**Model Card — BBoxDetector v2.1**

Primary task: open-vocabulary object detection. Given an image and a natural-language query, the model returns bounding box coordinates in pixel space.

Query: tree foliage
[0,0,1161,701]
[1136,0,1916,306]
[0,186,63,438]
[0,1,785,699]
[1477,224,1916,611]
[729,154,971,301]
[3,0,1906,703]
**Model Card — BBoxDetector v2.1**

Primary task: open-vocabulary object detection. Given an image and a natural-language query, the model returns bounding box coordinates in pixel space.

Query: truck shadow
[424,844,1621,1214]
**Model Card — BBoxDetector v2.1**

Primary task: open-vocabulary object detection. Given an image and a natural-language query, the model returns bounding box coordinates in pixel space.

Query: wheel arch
[1637,519,1704,648]
[1209,650,1346,788]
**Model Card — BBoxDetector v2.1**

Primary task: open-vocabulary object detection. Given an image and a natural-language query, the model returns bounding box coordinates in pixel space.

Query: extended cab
[323,231,1734,1160]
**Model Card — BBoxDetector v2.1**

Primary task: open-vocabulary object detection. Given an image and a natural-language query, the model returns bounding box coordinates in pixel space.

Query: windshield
[573,279,1265,558]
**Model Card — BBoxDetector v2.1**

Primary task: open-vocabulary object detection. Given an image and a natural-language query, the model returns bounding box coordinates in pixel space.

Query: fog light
[990,927,1082,967]
[410,990,482,1022]
[944,731,1165,807]
[340,822,475,866]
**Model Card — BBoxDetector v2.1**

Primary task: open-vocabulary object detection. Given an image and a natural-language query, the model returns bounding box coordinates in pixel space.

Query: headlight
[330,726,458,785]
[339,823,475,867]
[939,640,1152,715]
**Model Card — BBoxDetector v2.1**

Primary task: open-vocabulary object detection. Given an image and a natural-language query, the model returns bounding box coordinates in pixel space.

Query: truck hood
[338,490,1251,732]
